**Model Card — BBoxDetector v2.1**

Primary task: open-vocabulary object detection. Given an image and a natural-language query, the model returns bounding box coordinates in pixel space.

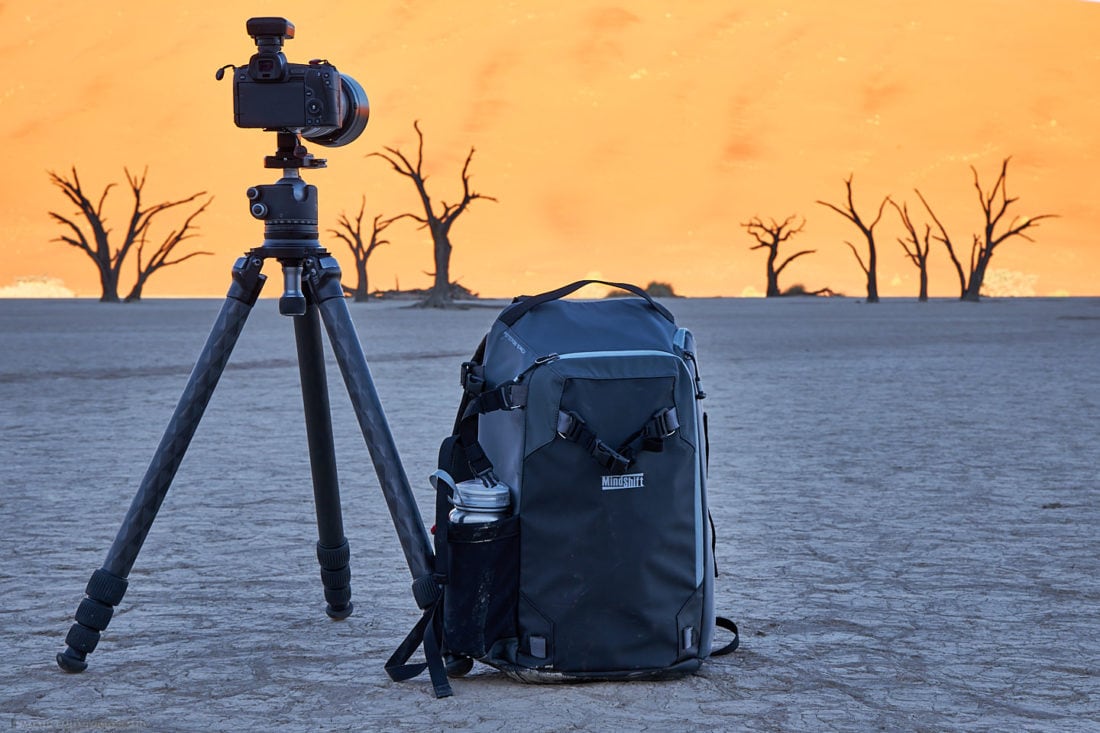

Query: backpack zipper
[554,349,680,361]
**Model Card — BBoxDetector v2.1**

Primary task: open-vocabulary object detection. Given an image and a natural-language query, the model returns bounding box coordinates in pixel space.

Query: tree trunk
[963,255,991,302]
[423,227,453,307]
[765,249,779,297]
[353,259,370,302]
[866,277,879,303]
[918,268,928,302]
[124,268,149,302]
[865,244,879,303]
[99,269,120,303]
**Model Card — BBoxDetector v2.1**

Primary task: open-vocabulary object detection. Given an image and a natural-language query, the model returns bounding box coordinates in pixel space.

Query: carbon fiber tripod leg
[293,304,353,619]
[57,256,266,672]
[305,255,435,590]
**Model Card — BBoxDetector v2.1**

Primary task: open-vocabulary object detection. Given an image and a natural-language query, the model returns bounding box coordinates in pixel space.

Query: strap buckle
[651,407,680,437]
[476,384,527,414]
[460,361,485,394]
[474,467,501,487]
[592,440,632,471]
[502,384,527,410]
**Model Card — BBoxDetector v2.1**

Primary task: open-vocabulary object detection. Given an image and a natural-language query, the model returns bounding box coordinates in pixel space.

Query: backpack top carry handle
[498,280,676,327]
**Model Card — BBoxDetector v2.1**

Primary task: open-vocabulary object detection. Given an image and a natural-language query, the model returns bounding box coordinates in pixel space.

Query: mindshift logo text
[601,473,645,491]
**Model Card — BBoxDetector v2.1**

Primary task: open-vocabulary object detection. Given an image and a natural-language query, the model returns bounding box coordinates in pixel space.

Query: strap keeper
[649,407,679,438]
[556,411,583,441]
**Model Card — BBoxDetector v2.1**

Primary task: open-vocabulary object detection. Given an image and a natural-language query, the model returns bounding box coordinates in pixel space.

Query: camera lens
[302,74,369,148]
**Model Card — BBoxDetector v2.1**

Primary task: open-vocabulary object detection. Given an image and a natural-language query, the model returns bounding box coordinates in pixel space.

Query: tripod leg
[57,256,266,672]
[293,303,353,620]
[305,256,435,596]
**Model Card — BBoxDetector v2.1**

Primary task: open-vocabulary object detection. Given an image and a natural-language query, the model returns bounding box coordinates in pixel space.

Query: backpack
[386,280,738,696]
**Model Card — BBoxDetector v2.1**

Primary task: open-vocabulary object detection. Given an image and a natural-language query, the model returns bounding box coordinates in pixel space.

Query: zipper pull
[684,350,707,400]
[515,353,559,383]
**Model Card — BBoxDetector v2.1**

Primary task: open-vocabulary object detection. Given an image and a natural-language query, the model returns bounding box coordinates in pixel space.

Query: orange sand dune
[1,0,1098,298]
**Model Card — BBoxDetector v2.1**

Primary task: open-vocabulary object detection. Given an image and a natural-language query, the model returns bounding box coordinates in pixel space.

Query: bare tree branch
[775,249,816,277]
[371,121,495,307]
[48,167,211,302]
[889,198,932,301]
[845,241,869,275]
[741,215,812,296]
[817,175,887,302]
[328,195,398,301]
[962,157,1057,300]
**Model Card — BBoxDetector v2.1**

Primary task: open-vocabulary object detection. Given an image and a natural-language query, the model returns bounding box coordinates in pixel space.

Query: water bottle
[449,478,512,525]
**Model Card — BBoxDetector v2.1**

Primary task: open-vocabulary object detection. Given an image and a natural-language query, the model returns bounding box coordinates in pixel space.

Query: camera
[224,17,369,147]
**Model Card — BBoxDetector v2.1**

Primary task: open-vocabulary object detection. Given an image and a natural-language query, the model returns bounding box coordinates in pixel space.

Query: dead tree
[741,215,813,297]
[889,199,932,302]
[966,158,1055,301]
[916,158,1055,302]
[48,167,212,302]
[329,195,394,302]
[817,175,889,303]
[370,121,495,308]
[914,188,968,299]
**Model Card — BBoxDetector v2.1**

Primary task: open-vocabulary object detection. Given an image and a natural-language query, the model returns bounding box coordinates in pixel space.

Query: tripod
[57,133,437,673]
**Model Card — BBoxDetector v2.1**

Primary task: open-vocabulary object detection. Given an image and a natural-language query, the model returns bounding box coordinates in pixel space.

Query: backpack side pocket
[443,515,520,659]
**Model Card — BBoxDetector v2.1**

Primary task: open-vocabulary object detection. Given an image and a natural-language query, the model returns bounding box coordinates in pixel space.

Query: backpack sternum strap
[556,410,634,472]
[556,407,680,473]
[554,407,633,471]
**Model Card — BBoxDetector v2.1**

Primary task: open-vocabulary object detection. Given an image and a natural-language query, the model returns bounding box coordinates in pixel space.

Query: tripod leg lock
[86,568,129,605]
[57,569,129,672]
[302,255,346,304]
[316,540,353,619]
[412,573,442,610]
[228,255,267,306]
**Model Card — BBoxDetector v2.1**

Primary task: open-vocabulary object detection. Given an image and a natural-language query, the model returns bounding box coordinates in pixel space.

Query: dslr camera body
[226,17,368,148]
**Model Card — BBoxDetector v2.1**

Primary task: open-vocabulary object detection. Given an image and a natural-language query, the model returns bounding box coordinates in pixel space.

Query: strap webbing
[555,407,679,473]
[385,599,453,698]
[457,382,528,482]
[711,616,740,656]
[556,410,633,472]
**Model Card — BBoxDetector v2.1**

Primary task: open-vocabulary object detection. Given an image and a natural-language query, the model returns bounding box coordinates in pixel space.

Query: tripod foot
[325,601,354,620]
[56,648,88,673]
